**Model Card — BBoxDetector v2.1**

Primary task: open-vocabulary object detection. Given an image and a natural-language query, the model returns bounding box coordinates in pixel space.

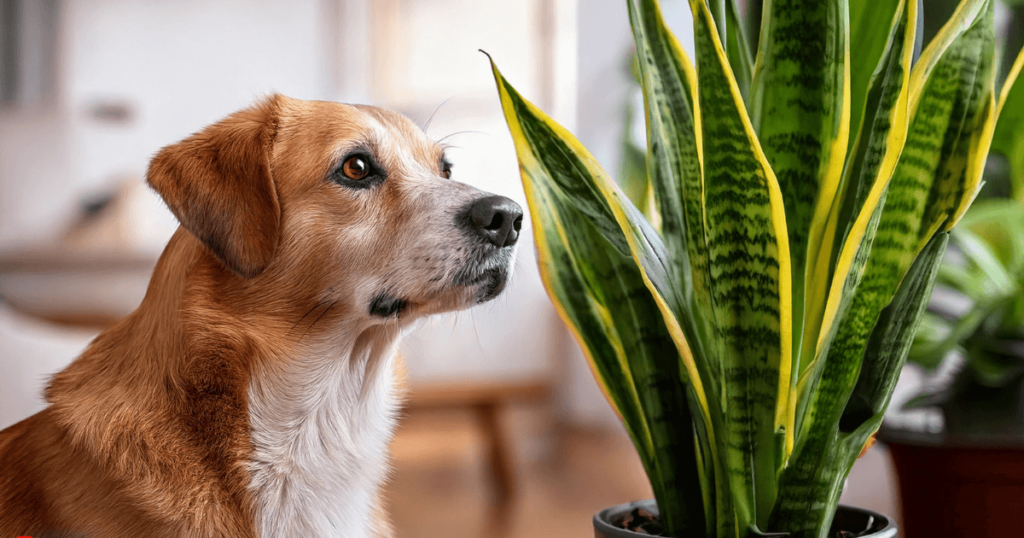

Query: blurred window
[0,0,59,110]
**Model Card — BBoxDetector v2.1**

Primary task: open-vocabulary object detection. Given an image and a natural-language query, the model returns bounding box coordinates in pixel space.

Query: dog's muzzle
[451,195,523,304]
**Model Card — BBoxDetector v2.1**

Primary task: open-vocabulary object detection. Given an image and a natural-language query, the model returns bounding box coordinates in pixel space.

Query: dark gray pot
[592,500,897,537]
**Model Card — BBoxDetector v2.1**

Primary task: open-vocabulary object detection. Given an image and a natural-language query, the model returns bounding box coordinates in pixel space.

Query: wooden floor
[385,407,653,538]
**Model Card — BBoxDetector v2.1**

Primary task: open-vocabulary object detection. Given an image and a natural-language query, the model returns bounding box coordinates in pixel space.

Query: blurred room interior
[0,0,946,536]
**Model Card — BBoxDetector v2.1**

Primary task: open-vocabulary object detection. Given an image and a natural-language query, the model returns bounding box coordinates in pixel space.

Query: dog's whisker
[289,302,327,335]
[299,300,338,341]
[423,95,457,135]
[469,308,487,360]
[448,311,461,339]
[437,130,487,144]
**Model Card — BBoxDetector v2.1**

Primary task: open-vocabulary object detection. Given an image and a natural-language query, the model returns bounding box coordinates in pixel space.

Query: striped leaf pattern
[797,0,917,437]
[691,1,792,532]
[750,0,849,383]
[489,0,999,536]
[774,0,996,534]
[847,0,903,155]
[626,0,710,329]
[489,60,708,536]
[773,233,948,536]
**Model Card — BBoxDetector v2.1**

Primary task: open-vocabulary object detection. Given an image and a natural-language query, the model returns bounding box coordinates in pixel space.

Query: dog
[0,95,522,538]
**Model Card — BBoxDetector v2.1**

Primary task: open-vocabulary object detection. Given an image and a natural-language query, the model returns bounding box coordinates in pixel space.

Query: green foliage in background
[909,199,1024,393]
[489,0,1021,536]
[993,46,1024,200]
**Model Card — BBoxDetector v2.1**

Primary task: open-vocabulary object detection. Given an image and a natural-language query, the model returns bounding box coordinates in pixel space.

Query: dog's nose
[468,195,523,248]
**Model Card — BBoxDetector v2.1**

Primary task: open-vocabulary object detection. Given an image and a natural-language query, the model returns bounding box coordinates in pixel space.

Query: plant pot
[592,500,897,538]
[881,336,1024,537]
[880,426,1024,538]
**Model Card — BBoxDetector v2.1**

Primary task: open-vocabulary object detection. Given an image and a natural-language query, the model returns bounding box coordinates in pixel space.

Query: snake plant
[489,0,1021,536]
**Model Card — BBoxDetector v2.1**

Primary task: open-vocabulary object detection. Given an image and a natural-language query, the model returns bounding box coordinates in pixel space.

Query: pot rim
[878,421,1024,449]
[592,500,897,538]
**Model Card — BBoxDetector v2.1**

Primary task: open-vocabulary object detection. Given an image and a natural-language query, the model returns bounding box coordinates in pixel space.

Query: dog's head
[147,95,521,322]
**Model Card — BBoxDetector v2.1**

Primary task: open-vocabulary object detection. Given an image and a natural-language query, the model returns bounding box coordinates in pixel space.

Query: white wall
[1,0,336,248]
[64,0,331,189]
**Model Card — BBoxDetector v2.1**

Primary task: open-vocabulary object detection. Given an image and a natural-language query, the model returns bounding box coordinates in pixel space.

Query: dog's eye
[342,156,370,181]
[440,160,452,179]
[330,151,385,189]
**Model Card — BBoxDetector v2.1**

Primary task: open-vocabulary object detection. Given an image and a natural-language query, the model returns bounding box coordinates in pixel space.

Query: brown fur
[0,95,498,537]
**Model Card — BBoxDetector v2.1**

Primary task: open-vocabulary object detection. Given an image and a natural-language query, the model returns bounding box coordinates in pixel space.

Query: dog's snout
[467,195,523,248]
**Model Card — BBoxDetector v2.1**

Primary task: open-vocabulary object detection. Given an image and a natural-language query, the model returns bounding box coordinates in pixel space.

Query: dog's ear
[147,96,282,278]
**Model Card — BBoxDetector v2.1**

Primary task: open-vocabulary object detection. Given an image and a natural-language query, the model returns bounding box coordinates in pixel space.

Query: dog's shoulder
[0,411,55,532]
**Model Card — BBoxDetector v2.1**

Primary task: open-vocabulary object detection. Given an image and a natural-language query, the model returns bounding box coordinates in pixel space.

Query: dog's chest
[247,352,399,538]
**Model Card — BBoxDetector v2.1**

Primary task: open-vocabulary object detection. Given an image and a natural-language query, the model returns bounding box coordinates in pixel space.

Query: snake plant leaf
[749,0,849,394]
[909,200,1024,368]
[775,1,995,535]
[488,58,709,536]
[773,233,948,537]
[626,0,710,329]
[992,46,1024,201]
[848,0,903,150]
[909,0,996,229]
[866,235,951,384]
[799,0,917,430]
[811,0,995,405]
[724,0,754,102]
[840,233,949,451]
[690,1,793,532]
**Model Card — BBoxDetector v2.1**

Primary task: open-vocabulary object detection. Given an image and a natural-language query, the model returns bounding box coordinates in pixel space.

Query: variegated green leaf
[810,0,996,410]
[992,46,1024,201]
[691,1,792,532]
[489,59,708,536]
[749,0,850,399]
[797,0,916,434]
[491,0,1002,535]
[725,0,754,102]
[626,0,710,332]
[909,0,996,229]
[848,0,902,151]
[774,1,996,535]
[771,233,948,537]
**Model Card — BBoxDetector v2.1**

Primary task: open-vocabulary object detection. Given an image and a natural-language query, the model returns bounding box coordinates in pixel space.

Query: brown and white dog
[0,95,522,538]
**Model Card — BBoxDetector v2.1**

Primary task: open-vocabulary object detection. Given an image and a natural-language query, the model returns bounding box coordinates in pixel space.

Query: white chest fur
[247,339,401,538]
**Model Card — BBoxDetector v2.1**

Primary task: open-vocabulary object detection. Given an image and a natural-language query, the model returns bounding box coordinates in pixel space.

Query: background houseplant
[906,199,1024,434]
[882,198,1024,537]
[489,0,1018,536]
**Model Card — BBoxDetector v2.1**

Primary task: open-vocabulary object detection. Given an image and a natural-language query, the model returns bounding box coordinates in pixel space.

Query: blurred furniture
[406,379,553,530]
[0,248,156,329]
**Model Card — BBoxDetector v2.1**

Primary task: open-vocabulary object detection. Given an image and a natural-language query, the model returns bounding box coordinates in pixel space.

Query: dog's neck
[247,322,404,538]
[46,232,406,538]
